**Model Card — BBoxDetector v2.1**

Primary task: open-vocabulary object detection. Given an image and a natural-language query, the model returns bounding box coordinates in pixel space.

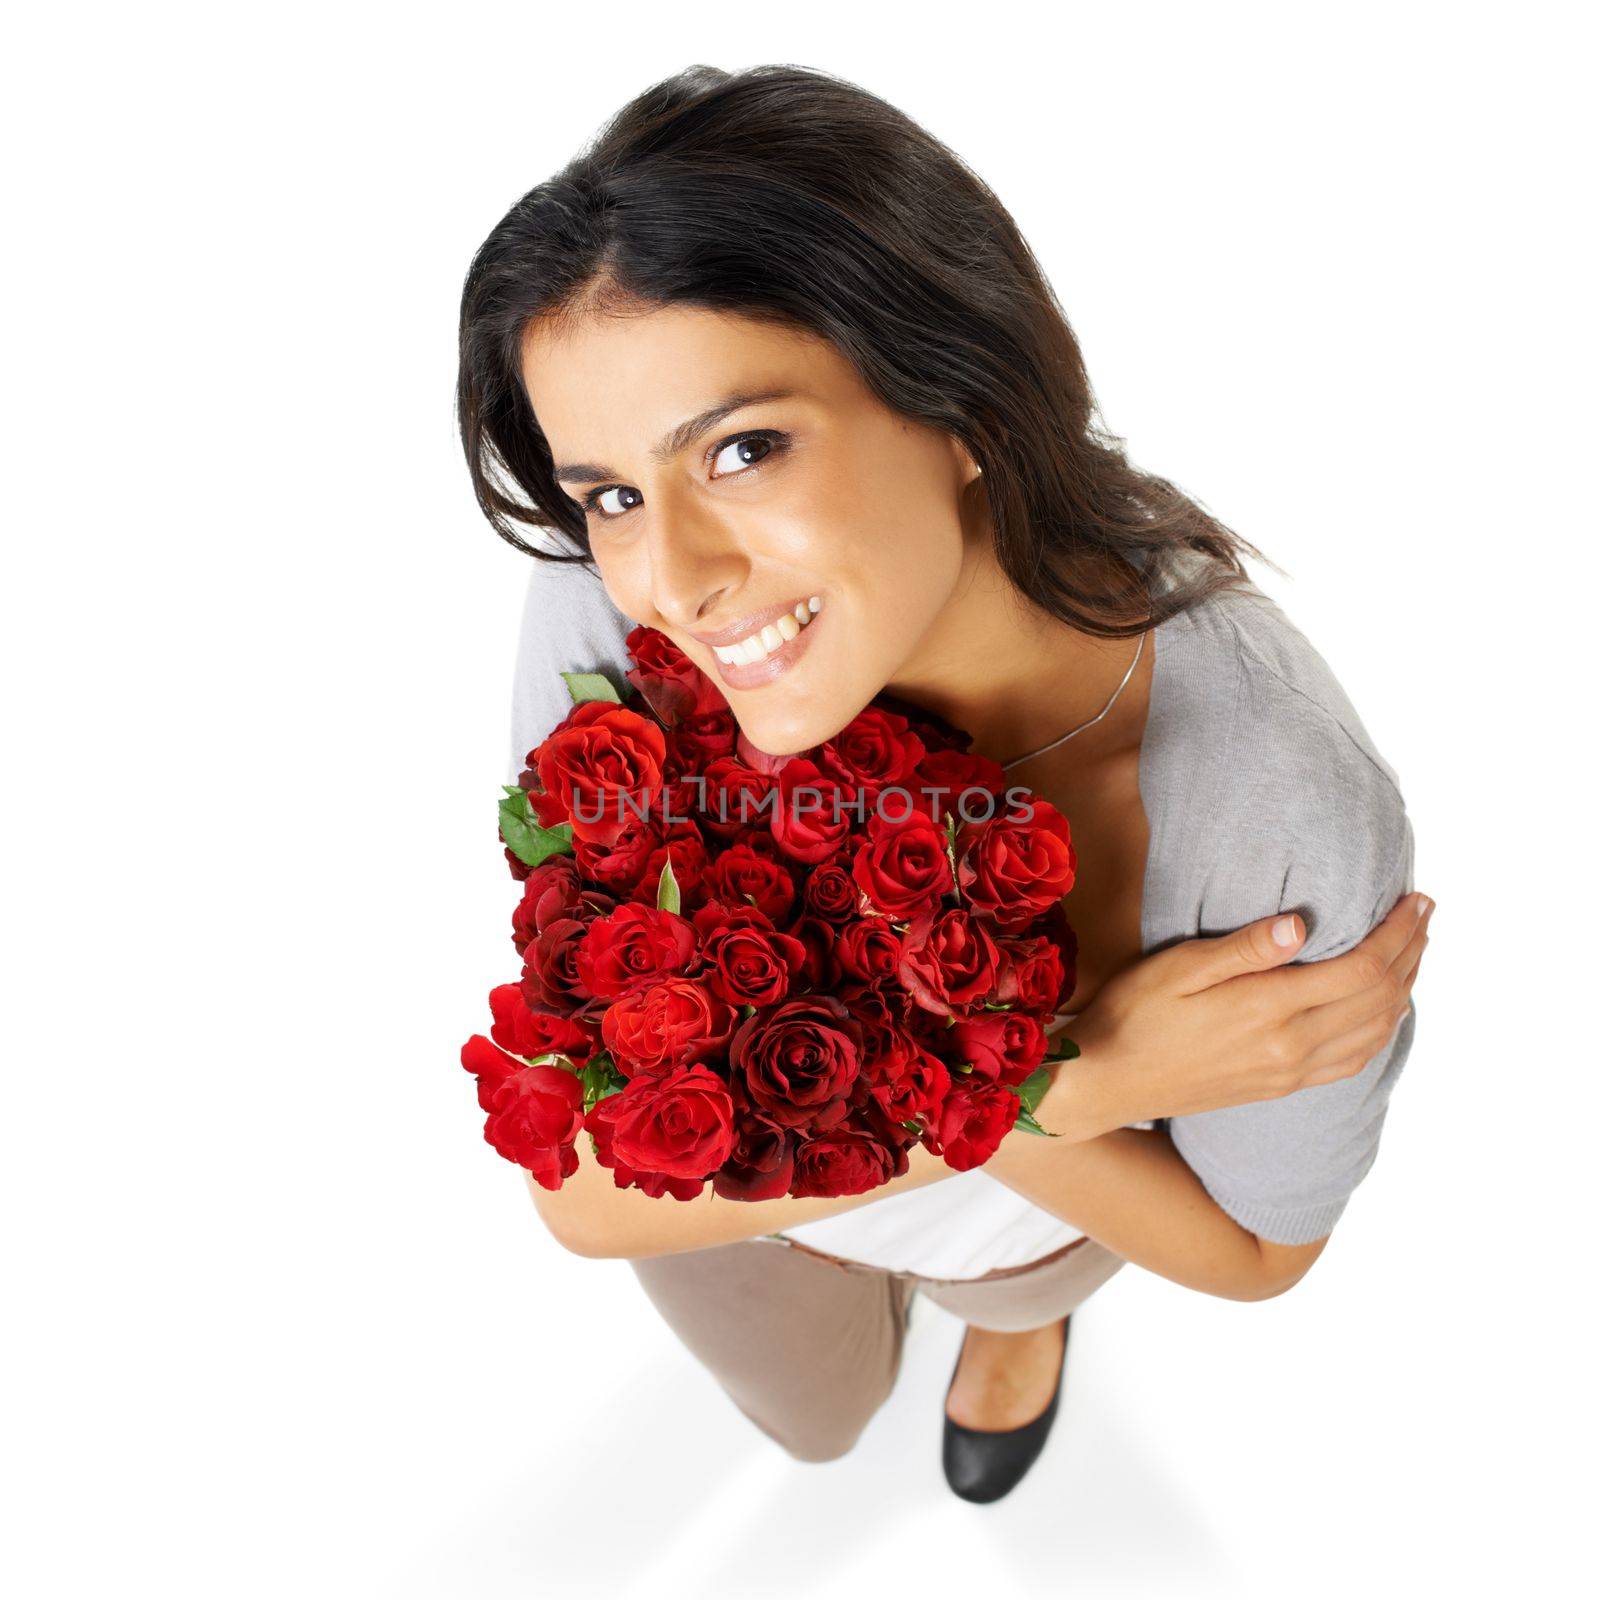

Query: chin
[735,704,852,760]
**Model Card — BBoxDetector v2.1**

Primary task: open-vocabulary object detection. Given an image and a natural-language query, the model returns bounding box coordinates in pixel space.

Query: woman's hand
[1038,890,1434,1139]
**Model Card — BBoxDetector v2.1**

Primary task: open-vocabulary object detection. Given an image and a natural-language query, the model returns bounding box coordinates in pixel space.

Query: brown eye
[585,484,642,520]
[710,434,777,476]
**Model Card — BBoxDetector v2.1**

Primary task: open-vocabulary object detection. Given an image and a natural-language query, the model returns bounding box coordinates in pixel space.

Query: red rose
[860,1037,951,1126]
[459,1041,585,1188]
[521,916,603,1014]
[770,757,858,865]
[814,706,927,804]
[947,1010,1047,1087]
[842,986,908,1073]
[572,811,665,896]
[850,809,953,921]
[957,799,1078,929]
[667,711,739,773]
[585,1091,707,1200]
[923,1078,1020,1171]
[702,841,797,924]
[791,1123,908,1198]
[601,977,735,1074]
[487,983,595,1061]
[786,913,843,993]
[730,995,863,1129]
[868,692,972,756]
[835,918,903,988]
[603,1066,738,1180]
[627,828,712,910]
[537,701,669,848]
[511,857,611,956]
[898,908,1001,1018]
[697,919,808,1008]
[575,904,699,1000]
[913,749,1009,825]
[711,1109,796,1201]
[801,858,861,923]
[461,1032,522,1109]
[624,624,728,725]
[695,756,779,840]
[992,922,1077,1014]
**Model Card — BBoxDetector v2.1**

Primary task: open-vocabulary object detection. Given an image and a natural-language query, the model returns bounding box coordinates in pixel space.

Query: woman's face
[520,303,983,757]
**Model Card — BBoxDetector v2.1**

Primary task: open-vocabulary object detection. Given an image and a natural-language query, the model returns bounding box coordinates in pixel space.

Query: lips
[705,596,825,691]
[688,595,816,650]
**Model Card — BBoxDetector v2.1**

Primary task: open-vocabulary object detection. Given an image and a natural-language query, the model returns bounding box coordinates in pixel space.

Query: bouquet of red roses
[459,624,1082,1202]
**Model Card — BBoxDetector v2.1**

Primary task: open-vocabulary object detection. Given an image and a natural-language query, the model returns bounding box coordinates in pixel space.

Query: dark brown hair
[456,63,1278,638]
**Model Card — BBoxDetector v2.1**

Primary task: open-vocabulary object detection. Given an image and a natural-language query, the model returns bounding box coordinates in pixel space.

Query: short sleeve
[507,555,639,784]
[1164,662,1421,1246]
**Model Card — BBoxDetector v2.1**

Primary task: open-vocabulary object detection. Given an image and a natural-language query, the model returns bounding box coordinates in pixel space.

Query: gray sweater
[507,551,1418,1247]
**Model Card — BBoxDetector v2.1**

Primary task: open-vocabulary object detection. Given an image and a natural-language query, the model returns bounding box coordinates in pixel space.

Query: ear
[949,434,985,490]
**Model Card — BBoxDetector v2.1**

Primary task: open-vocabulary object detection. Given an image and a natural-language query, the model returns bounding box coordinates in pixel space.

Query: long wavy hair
[456,63,1277,639]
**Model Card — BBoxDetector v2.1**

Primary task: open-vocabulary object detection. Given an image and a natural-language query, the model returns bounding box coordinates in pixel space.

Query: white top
[776,1011,1141,1280]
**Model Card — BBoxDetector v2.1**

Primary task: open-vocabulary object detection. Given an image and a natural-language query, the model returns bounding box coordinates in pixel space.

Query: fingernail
[1273,915,1301,946]
[1415,894,1432,917]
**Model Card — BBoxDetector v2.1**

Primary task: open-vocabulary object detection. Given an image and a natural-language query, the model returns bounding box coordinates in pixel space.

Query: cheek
[589,547,646,619]
[778,461,962,586]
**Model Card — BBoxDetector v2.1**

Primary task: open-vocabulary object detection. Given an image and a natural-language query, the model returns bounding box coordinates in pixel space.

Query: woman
[456,64,1432,1501]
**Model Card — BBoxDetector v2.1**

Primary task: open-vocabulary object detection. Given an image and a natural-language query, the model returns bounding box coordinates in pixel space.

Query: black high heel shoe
[942,1316,1070,1503]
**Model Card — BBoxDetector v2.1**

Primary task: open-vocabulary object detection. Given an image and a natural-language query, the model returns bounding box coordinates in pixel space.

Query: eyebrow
[551,388,799,486]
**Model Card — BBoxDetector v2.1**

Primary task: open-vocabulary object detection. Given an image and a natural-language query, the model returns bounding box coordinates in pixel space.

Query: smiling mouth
[706,594,825,689]
[708,595,824,666]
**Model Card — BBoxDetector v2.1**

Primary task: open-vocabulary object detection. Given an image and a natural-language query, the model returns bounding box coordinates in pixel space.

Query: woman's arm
[542,1096,1321,1297]
[971,900,1429,1300]
[983,1114,1328,1301]
[530,1127,966,1259]
[534,898,1425,1272]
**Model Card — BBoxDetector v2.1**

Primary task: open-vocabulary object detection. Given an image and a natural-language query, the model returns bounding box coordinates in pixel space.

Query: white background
[6,4,1593,1596]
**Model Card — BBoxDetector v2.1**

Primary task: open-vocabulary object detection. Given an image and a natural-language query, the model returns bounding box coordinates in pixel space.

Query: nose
[644,485,749,631]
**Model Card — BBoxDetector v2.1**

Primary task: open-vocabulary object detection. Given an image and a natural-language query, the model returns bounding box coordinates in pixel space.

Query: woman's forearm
[983,1121,1281,1300]
[539,1039,1286,1293]
[530,1128,966,1259]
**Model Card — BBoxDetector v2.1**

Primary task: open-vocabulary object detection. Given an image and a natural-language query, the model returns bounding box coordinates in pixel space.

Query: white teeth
[712,598,821,665]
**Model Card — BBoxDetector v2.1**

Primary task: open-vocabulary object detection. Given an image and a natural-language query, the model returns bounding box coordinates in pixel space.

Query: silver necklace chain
[999,630,1147,772]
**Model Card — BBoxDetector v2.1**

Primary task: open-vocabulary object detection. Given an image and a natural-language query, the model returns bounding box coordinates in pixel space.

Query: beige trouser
[628,1232,1127,1463]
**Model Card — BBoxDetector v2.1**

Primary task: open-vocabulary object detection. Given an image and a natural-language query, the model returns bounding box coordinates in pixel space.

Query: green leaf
[579,1054,627,1113]
[1006,1064,1062,1138]
[1012,1064,1054,1114]
[561,670,622,705]
[1013,1106,1058,1138]
[498,789,574,868]
[944,813,962,901]
[656,851,681,915]
[1041,1036,1081,1066]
